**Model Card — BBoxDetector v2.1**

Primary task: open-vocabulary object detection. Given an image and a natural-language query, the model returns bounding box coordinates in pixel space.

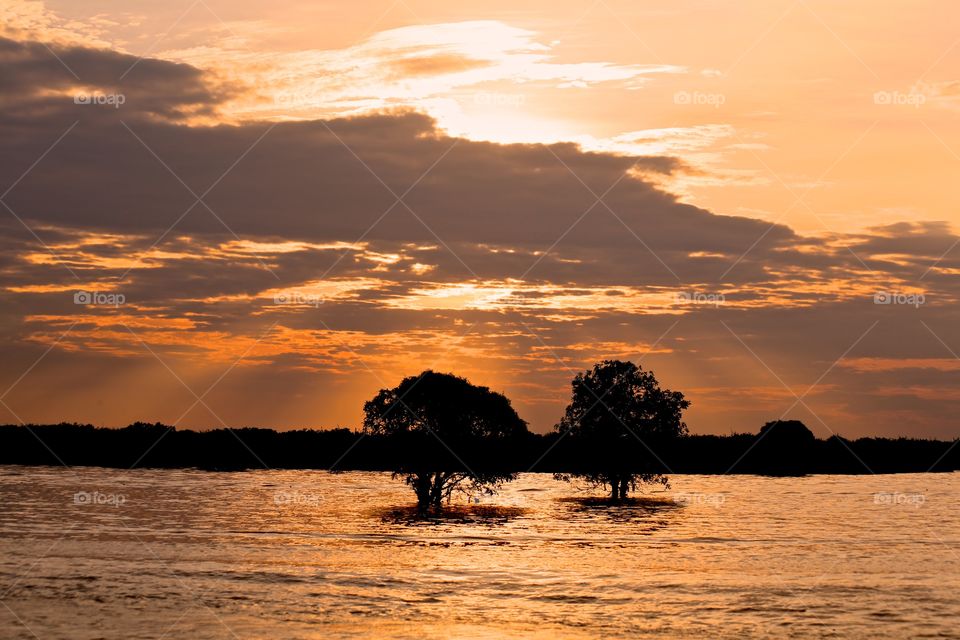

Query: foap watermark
[74,92,126,108]
[873,90,925,108]
[273,490,323,506]
[74,290,126,307]
[674,90,725,108]
[676,291,725,307]
[873,291,925,307]
[73,490,126,507]
[473,91,526,108]
[873,492,925,507]
[273,291,323,308]
[674,492,726,507]
[273,91,318,110]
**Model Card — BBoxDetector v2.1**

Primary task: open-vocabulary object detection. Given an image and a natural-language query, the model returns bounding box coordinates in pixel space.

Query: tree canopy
[363,370,528,512]
[555,360,689,499]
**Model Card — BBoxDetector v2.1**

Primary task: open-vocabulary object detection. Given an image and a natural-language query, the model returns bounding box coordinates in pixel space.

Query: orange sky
[1,0,959,437]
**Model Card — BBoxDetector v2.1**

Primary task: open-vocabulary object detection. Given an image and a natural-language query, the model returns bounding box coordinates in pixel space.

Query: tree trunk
[618,478,629,500]
[430,472,445,511]
[414,473,432,513]
[609,476,619,501]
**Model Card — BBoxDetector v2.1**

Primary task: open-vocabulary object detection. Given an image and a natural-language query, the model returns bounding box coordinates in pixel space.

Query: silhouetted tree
[555,360,689,500]
[362,371,528,513]
[750,419,816,475]
[758,419,815,443]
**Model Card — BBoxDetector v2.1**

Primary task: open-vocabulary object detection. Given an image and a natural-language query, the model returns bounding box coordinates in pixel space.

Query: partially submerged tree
[555,360,689,500]
[363,371,528,513]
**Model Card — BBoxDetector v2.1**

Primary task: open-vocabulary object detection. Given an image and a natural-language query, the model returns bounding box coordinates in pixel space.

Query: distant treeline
[0,422,957,475]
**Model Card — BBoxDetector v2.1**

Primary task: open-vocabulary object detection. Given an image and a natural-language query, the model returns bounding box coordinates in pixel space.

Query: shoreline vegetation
[2,421,956,475]
[3,363,957,513]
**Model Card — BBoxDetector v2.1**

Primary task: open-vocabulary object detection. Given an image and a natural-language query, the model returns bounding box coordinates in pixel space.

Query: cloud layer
[2,33,960,438]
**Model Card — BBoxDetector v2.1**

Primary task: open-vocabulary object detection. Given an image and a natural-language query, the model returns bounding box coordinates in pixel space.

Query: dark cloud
[0,35,799,290]
[0,36,234,121]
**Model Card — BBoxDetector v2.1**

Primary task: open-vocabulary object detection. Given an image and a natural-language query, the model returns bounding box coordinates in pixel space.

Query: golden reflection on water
[0,467,957,639]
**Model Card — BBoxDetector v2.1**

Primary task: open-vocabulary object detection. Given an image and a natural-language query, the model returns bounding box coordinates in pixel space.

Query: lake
[0,466,956,639]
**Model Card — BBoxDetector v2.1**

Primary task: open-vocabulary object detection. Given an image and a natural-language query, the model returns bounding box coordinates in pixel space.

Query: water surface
[0,467,957,639]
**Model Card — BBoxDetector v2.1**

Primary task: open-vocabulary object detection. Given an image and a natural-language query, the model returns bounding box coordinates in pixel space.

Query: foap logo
[673,90,726,108]
[273,91,317,109]
[474,91,526,107]
[873,291,925,307]
[273,291,323,308]
[273,490,323,506]
[873,492,925,507]
[676,291,725,307]
[873,90,926,108]
[73,491,126,507]
[74,92,126,108]
[674,492,726,507]
[74,290,126,307]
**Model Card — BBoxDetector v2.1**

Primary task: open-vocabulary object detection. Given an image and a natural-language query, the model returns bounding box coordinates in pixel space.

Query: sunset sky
[1,0,959,437]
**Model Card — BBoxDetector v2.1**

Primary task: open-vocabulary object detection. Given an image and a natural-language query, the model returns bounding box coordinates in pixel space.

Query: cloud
[840,357,960,372]
[0,35,234,121]
[159,20,683,125]
[0,36,785,294]
[3,32,960,438]
[386,53,491,77]
[0,0,114,47]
